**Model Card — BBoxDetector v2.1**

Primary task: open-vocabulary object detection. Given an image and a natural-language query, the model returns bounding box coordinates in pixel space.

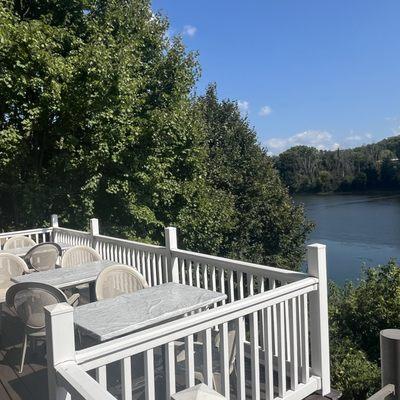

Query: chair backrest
[0,254,30,291]
[24,243,62,271]
[215,326,237,374]
[3,235,36,250]
[95,264,148,300]
[6,282,67,331]
[61,246,101,268]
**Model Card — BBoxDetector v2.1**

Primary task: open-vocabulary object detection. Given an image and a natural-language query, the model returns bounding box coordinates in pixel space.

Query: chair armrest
[67,293,80,307]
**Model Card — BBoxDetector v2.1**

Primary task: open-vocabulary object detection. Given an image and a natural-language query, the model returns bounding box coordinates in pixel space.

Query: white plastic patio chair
[95,264,148,300]
[6,282,79,373]
[3,236,36,250]
[24,243,61,272]
[176,328,237,393]
[0,254,30,303]
[61,245,101,268]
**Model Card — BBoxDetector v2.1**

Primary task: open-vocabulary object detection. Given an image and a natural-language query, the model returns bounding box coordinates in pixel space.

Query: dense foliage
[329,262,400,399]
[0,0,311,268]
[275,137,400,193]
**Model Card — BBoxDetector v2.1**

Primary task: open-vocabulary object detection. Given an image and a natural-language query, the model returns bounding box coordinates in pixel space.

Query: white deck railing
[2,215,330,400]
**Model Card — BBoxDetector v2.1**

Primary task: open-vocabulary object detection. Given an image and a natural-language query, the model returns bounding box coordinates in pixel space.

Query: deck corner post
[89,218,100,251]
[165,227,179,283]
[307,243,331,395]
[51,214,59,241]
[45,303,76,400]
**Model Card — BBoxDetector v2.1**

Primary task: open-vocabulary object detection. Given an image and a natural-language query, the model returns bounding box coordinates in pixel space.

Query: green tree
[0,0,229,249]
[196,86,312,269]
[329,262,400,399]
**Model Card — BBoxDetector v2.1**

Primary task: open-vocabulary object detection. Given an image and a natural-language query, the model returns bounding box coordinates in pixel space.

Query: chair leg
[19,334,28,374]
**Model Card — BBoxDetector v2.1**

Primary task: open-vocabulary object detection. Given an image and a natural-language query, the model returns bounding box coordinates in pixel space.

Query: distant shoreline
[292,189,400,196]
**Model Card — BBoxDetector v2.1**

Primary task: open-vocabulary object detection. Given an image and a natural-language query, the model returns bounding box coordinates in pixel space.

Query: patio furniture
[0,242,72,258]
[0,254,30,303]
[61,246,101,268]
[6,282,79,373]
[172,383,227,399]
[3,236,36,250]
[24,243,62,272]
[94,264,148,300]
[74,282,227,342]
[176,327,237,393]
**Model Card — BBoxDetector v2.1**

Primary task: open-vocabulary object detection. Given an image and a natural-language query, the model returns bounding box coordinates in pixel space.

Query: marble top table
[11,260,116,289]
[74,282,227,341]
[0,242,72,257]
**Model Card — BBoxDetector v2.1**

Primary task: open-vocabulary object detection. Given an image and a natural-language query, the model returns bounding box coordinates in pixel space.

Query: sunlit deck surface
[0,306,48,400]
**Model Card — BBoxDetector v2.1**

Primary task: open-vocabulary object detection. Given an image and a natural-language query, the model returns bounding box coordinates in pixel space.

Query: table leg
[89,282,96,302]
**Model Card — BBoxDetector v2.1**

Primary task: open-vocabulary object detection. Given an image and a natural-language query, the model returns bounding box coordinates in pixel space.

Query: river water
[295,193,400,284]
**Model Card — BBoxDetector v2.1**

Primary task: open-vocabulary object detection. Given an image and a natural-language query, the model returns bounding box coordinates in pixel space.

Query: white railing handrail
[53,226,92,236]
[75,276,318,371]
[56,362,116,400]
[0,227,52,237]
[173,248,310,282]
[96,233,167,252]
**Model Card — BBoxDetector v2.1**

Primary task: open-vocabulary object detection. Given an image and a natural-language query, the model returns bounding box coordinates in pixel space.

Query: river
[295,193,400,284]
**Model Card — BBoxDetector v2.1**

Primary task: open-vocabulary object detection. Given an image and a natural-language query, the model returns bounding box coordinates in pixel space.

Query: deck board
[0,307,49,400]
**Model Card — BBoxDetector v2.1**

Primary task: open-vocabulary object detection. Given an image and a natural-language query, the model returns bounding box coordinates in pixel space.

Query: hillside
[274,135,400,193]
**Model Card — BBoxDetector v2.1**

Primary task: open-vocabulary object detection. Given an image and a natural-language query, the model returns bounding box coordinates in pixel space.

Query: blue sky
[152,1,400,153]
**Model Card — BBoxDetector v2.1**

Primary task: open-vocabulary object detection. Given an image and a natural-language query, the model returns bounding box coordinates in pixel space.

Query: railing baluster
[301,293,310,383]
[203,264,208,289]
[144,349,155,400]
[121,357,132,400]
[228,270,235,303]
[219,322,230,398]
[290,297,299,391]
[180,258,186,285]
[269,279,278,356]
[264,306,274,400]
[203,328,213,387]
[250,309,260,400]
[236,317,246,400]
[185,335,195,387]
[188,261,193,287]
[219,269,226,306]
[96,365,107,389]
[146,252,152,286]
[277,302,286,397]
[165,342,176,398]
[195,262,200,287]
[151,253,157,285]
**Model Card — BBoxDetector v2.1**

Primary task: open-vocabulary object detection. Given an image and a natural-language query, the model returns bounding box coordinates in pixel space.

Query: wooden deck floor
[0,307,48,400]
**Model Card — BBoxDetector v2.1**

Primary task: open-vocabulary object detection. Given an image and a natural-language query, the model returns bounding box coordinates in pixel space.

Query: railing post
[381,329,400,399]
[51,214,59,241]
[45,303,76,400]
[165,227,179,283]
[307,243,331,395]
[90,218,100,251]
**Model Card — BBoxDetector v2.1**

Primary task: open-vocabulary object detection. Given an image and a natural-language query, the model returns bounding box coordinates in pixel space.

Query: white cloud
[259,105,272,117]
[266,130,339,154]
[237,100,250,113]
[345,132,373,142]
[182,25,197,37]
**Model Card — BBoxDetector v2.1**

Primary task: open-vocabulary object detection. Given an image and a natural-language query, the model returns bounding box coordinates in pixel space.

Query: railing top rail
[0,227,52,237]
[75,276,318,370]
[173,248,310,282]
[96,233,166,251]
[53,227,92,236]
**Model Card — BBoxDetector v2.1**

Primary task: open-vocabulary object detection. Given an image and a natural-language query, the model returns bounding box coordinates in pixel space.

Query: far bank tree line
[274,136,400,193]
